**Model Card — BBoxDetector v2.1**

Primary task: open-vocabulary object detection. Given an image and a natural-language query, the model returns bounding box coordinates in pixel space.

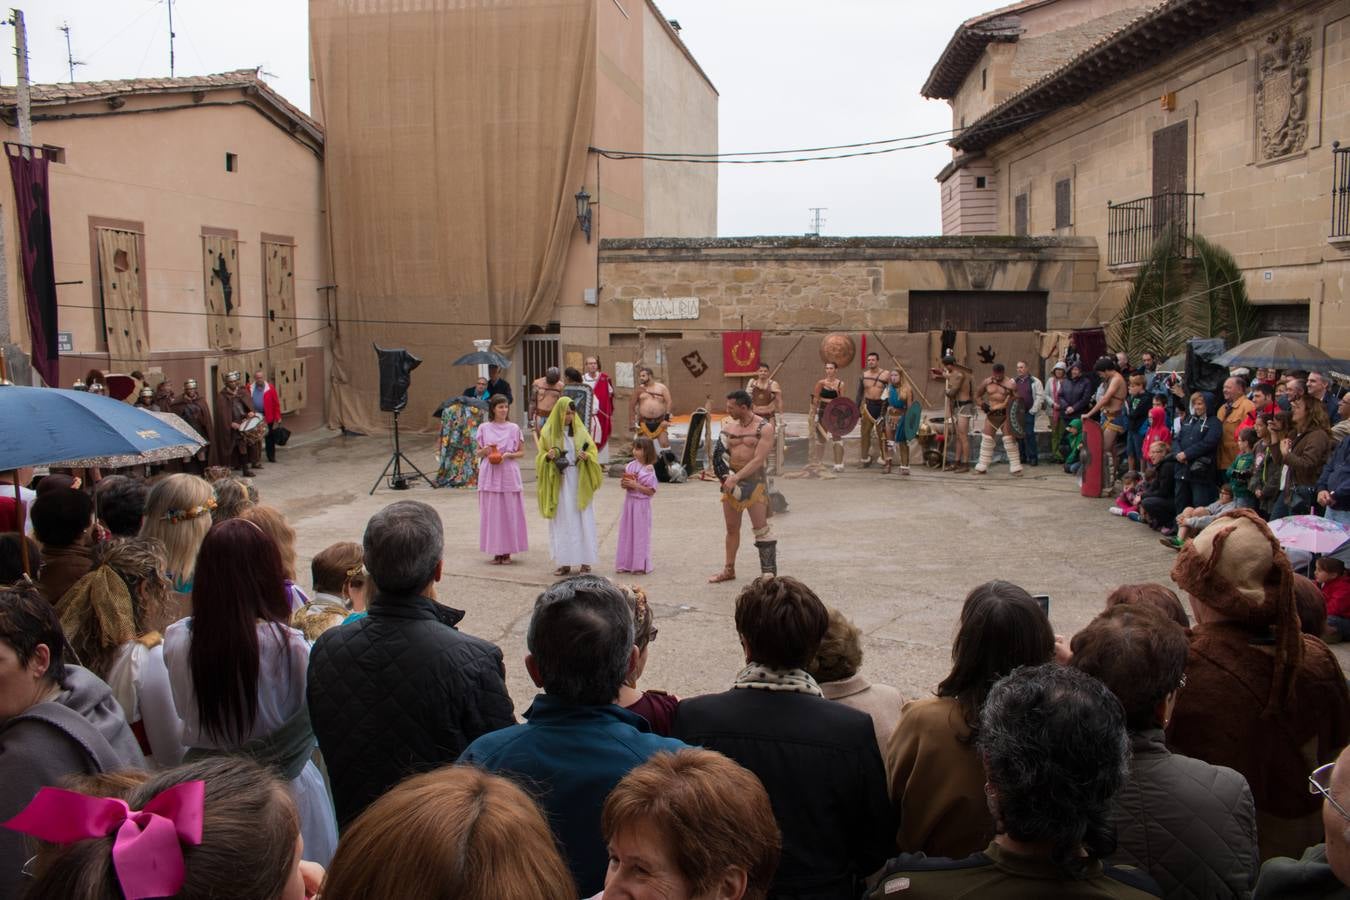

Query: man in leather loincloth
[856,352,891,468]
[943,353,974,472]
[746,362,784,474]
[709,390,776,583]
[973,363,1023,476]
[1085,356,1128,493]
[633,366,674,454]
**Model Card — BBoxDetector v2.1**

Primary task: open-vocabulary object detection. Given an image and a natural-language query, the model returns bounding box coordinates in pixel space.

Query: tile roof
[949,0,1276,153]
[0,69,322,144]
[921,0,1058,99]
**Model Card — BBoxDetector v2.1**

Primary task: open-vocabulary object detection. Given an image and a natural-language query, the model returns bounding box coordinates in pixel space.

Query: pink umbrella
[1268,515,1350,555]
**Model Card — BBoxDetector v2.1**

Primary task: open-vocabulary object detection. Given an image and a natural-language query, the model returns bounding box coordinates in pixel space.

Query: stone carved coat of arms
[1255,26,1312,160]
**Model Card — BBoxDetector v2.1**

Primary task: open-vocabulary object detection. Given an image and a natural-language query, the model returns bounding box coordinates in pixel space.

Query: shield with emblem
[1261,69,1292,135]
[822,397,860,440]
[819,333,856,368]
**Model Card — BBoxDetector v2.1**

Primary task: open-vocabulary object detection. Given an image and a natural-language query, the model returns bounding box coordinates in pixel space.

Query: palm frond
[1187,234,1260,348]
[1111,225,1185,359]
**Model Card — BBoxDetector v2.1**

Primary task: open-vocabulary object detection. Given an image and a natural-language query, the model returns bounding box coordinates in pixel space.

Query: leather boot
[754,540,778,576]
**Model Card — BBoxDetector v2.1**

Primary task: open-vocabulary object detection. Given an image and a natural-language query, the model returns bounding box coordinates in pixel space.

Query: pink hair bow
[4,780,204,899]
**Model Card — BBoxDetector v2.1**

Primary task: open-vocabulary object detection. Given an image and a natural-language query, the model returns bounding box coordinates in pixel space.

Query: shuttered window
[1014,193,1029,236]
[1055,179,1072,229]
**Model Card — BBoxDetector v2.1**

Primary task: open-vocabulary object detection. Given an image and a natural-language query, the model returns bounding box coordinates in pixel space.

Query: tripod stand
[369,410,437,494]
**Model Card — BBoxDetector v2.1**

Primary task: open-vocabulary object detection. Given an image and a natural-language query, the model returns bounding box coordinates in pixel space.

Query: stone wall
[593,235,1098,336]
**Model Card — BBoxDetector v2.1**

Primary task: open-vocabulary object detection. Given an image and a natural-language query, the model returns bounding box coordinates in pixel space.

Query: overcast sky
[19,0,997,236]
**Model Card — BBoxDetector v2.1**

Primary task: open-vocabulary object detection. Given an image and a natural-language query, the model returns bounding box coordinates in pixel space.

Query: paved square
[258,430,1345,711]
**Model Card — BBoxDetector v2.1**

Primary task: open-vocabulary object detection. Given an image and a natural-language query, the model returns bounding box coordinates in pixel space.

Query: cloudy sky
[19,0,998,235]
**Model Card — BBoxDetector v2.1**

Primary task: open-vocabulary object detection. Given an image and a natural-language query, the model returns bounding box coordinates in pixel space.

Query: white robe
[549,434,598,565]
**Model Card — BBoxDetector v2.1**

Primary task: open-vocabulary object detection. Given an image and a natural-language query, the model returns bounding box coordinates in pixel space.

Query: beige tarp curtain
[310,0,598,433]
[96,228,147,373]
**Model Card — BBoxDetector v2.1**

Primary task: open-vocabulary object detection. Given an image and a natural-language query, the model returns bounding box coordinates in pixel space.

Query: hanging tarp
[203,234,240,351]
[310,0,597,432]
[96,228,148,374]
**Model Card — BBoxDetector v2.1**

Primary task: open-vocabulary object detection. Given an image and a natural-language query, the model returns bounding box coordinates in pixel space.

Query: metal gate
[519,334,562,427]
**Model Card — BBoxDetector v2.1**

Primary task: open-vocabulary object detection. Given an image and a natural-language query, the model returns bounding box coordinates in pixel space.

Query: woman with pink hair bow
[5,756,323,899]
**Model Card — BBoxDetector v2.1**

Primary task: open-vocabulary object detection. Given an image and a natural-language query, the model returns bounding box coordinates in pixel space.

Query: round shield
[1008,398,1027,438]
[819,333,856,368]
[822,396,860,439]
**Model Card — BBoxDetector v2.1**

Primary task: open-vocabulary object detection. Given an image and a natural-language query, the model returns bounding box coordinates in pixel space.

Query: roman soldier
[172,378,213,475]
[212,371,258,476]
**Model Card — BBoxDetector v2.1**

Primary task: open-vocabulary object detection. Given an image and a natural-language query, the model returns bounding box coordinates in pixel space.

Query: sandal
[708,567,736,583]
[490,555,504,565]
[553,566,572,576]
[500,555,513,565]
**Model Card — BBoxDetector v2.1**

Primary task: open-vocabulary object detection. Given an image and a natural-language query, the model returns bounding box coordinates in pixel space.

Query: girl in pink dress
[476,395,528,564]
[615,437,658,574]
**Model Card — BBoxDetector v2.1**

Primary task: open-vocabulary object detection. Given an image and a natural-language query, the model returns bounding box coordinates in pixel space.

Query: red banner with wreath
[722,330,762,376]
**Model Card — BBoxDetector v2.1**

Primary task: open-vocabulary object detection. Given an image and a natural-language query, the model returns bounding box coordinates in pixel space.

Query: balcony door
[1152,122,1188,239]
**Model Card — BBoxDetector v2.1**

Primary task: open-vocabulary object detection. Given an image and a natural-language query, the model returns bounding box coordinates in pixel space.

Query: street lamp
[575,187,592,242]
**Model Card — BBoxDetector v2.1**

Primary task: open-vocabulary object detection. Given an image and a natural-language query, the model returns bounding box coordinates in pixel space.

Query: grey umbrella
[451,350,511,369]
[1213,336,1341,370]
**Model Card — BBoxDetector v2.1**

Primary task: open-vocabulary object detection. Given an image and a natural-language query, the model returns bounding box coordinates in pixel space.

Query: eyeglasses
[1311,763,1350,821]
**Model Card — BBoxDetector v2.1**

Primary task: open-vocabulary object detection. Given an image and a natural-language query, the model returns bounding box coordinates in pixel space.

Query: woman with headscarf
[55,537,186,767]
[536,396,603,576]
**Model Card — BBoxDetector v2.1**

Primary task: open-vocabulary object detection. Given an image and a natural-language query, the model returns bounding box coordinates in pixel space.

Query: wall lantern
[575,187,592,242]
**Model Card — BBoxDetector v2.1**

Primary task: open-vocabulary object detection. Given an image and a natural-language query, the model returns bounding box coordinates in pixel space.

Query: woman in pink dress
[616,437,658,574]
[476,395,528,565]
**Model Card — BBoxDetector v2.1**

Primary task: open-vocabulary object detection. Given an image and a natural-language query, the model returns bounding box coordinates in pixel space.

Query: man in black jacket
[307,500,515,828]
[673,576,896,900]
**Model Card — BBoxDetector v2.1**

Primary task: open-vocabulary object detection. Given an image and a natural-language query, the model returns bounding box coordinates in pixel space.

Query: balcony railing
[1333,141,1350,241]
[1106,192,1203,267]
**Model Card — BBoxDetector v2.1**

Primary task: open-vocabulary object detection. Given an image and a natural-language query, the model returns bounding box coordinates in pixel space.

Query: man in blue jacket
[1319,395,1350,525]
[460,575,685,895]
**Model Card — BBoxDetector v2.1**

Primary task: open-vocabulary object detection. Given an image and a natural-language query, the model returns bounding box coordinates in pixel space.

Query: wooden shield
[819,333,856,368]
[822,396,860,439]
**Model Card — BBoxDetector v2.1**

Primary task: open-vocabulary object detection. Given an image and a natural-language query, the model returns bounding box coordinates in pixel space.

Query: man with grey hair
[461,575,686,895]
[307,500,515,828]
[866,665,1159,898]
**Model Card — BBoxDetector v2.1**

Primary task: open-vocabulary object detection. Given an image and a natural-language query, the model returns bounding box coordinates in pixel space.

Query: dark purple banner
[6,143,58,386]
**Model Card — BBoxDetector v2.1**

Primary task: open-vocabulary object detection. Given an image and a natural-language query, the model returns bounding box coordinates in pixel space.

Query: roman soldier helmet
[72,379,87,391]
[87,381,106,394]
[184,378,198,390]
[139,387,155,400]
[224,370,242,385]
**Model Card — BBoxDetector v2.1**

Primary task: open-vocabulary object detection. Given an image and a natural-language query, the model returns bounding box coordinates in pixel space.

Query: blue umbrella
[0,386,206,470]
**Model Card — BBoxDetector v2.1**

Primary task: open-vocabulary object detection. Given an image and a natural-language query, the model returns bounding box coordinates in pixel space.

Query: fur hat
[1170,508,1302,714]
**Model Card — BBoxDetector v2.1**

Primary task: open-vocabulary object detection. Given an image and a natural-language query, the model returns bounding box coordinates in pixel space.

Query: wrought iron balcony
[1106,192,1203,267]
[1333,142,1350,241]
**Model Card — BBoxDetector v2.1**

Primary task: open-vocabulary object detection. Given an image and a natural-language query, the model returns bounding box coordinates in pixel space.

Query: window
[1055,178,1072,229]
[1255,303,1309,340]
[225,152,238,172]
[982,68,987,91]
[42,144,66,164]
[1014,193,1029,236]
[975,176,988,189]
[960,116,966,130]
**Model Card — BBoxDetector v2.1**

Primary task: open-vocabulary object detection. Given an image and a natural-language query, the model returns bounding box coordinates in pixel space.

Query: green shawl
[536,396,604,519]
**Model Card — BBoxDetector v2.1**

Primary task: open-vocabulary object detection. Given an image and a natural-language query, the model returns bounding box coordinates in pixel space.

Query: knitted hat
[1170,508,1302,714]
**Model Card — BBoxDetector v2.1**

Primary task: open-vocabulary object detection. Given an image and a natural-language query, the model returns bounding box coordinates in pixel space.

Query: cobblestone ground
[258,428,1348,716]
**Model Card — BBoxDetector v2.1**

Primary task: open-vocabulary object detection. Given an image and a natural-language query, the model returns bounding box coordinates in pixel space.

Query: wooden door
[96,228,148,373]
[1152,121,1188,237]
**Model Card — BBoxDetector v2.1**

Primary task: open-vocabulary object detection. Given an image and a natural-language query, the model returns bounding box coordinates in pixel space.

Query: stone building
[1,70,328,429]
[927,0,1350,357]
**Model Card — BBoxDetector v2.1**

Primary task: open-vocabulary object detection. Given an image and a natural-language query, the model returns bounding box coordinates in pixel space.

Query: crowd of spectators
[3,446,1350,899]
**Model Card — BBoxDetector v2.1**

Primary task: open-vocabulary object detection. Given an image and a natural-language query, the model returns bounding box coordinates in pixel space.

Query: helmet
[72,379,87,391]
[184,378,198,390]
[224,370,241,384]
[139,387,154,399]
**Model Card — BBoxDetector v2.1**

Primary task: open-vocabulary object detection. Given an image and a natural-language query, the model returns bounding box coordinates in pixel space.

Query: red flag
[723,331,762,376]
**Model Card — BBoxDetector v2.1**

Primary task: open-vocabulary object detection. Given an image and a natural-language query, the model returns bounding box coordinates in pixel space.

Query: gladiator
[633,366,674,452]
[746,362,784,474]
[1085,356,1128,492]
[943,353,974,472]
[709,389,776,583]
[856,352,891,468]
[529,367,564,437]
[810,361,845,472]
[973,363,1023,476]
